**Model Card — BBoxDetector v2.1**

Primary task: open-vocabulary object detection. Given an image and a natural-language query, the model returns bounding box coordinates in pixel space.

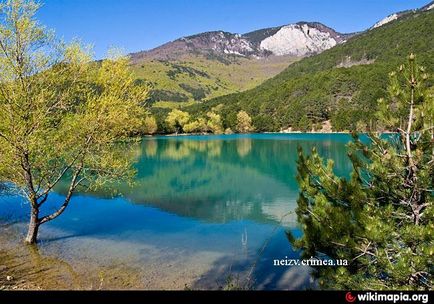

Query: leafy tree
[183,118,207,134]
[143,115,158,135]
[236,110,254,133]
[195,118,208,133]
[0,0,148,244]
[165,109,190,134]
[183,121,198,134]
[206,111,223,134]
[292,55,433,290]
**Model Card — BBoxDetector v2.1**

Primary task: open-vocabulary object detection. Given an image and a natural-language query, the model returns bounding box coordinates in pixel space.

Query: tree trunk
[25,207,40,244]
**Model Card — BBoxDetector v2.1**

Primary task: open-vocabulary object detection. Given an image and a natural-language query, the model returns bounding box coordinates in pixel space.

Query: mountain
[130,22,350,107]
[422,1,434,11]
[182,7,433,132]
[371,0,433,29]
[133,22,349,60]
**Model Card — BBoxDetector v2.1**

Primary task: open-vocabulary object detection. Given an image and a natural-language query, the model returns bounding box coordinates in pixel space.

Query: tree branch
[37,136,92,200]
[39,165,83,224]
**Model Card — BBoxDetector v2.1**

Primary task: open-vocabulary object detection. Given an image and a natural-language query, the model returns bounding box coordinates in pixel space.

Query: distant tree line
[142,107,255,135]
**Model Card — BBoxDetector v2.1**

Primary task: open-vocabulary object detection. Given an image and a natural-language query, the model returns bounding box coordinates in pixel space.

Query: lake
[0,133,353,290]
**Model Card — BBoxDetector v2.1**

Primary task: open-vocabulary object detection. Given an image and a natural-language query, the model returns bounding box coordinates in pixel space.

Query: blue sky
[37,0,430,59]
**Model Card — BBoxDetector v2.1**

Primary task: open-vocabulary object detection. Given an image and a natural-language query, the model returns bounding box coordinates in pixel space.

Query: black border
[0,290,432,304]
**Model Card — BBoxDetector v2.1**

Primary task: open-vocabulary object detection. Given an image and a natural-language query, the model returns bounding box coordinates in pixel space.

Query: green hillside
[184,9,434,132]
[132,54,298,109]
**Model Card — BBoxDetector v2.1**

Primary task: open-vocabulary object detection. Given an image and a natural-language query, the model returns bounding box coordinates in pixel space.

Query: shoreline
[0,223,209,290]
[145,131,397,137]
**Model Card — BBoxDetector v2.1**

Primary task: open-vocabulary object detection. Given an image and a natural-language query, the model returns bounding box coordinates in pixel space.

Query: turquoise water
[0,133,353,289]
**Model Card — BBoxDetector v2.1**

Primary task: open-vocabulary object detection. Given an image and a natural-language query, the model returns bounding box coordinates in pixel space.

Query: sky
[37,0,431,59]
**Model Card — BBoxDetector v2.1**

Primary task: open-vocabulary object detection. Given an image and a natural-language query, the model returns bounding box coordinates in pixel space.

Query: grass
[131,53,300,108]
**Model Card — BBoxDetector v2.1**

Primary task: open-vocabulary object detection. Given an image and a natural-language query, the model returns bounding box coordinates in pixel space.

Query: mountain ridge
[132,1,432,115]
[371,0,433,29]
[131,21,351,62]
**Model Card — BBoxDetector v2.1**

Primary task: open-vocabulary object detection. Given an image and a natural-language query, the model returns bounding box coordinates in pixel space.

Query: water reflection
[0,134,354,290]
[44,134,353,225]
[144,139,158,157]
[159,139,223,160]
[121,134,353,225]
[237,138,252,157]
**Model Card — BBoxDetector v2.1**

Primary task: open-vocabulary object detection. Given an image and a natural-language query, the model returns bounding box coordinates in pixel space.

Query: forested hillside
[181,9,433,132]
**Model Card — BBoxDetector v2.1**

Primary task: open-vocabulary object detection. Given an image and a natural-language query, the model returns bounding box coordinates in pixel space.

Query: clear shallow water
[0,133,353,290]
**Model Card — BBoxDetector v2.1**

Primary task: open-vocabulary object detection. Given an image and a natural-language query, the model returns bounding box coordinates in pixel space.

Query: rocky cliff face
[258,22,348,57]
[372,13,399,29]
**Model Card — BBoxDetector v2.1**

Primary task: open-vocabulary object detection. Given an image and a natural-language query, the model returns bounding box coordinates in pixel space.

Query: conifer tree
[292,54,433,290]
